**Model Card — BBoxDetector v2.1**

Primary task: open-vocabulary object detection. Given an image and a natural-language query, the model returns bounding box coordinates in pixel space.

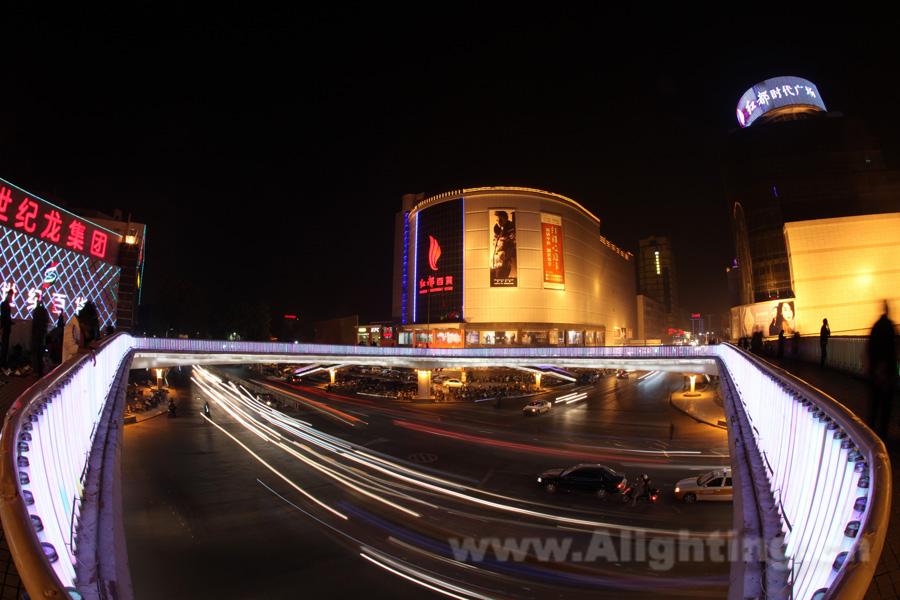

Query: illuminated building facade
[393,187,636,347]
[0,177,127,329]
[725,76,900,338]
[725,75,900,305]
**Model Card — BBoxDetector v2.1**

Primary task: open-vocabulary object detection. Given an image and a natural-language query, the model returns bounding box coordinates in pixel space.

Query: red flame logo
[428,236,441,271]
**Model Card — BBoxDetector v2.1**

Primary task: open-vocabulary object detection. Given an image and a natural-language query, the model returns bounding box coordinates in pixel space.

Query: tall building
[637,236,679,320]
[724,76,900,337]
[725,75,900,305]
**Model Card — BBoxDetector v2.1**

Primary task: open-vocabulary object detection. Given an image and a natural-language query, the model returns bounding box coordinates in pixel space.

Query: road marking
[407,452,438,464]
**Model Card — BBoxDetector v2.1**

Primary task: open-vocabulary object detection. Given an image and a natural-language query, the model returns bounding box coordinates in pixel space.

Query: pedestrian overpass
[0,335,890,600]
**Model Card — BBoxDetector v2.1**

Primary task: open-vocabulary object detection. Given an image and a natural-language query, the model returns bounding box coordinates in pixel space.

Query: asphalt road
[122,369,732,599]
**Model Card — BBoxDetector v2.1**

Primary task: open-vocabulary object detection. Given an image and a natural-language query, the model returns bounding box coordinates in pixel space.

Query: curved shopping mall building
[390,187,636,348]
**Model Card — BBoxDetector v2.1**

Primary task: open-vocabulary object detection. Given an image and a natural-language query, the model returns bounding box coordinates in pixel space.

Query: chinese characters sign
[489,209,517,287]
[0,177,120,264]
[541,213,565,290]
[736,76,826,128]
[0,225,121,324]
[414,198,463,324]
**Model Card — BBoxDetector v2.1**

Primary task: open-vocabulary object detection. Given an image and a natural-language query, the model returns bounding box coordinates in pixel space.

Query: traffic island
[670,389,727,429]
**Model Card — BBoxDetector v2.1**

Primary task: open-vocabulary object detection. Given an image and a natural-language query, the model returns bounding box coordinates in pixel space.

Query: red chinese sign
[0,179,120,264]
[541,213,565,290]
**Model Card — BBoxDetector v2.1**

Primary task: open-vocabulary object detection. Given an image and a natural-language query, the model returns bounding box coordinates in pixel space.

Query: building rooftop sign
[736,76,826,128]
[0,176,121,264]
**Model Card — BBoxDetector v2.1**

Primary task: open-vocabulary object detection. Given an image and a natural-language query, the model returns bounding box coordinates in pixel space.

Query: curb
[669,393,728,429]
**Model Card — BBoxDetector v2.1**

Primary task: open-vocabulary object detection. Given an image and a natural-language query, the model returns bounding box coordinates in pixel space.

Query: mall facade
[391,187,636,348]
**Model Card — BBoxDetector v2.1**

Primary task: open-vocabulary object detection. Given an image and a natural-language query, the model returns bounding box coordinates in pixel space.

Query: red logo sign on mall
[428,235,442,271]
[419,236,454,295]
[691,313,701,319]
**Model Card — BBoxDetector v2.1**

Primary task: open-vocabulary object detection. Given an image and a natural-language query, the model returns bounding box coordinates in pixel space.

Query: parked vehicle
[443,378,464,389]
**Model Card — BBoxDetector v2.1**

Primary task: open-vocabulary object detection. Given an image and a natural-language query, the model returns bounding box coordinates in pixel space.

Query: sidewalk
[124,387,184,424]
[770,356,900,600]
[670,388,727,429]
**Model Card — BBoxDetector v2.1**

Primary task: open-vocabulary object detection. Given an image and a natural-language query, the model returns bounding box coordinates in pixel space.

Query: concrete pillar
[416,369,433,399]
[534,372,542,389]
[689,375,696,394]
[460,368,467,383]
[329,368,336,384]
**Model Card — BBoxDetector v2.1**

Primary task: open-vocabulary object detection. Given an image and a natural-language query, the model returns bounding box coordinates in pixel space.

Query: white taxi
[674,469,733,503]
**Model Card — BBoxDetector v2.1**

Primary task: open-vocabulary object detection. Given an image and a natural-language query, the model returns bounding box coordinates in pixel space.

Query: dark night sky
[2,9,899,329]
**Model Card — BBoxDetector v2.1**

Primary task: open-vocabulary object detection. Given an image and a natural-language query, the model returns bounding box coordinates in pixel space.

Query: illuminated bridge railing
[716,344,890,600]
[0,338,888,600]
[0,333,135,598]
[133,337,718,360]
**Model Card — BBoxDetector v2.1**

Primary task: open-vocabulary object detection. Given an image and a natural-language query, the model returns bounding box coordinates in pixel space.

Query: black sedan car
[537,464,628,498]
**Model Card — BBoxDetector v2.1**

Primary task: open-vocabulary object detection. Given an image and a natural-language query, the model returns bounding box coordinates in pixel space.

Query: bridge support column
[416,369,433,400]
[534,372,542,389]
[460,368,466,383]
[329,368,336,384]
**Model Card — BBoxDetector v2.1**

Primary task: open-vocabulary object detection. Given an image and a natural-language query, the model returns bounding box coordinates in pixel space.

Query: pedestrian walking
[777,329,786,360]
[0,289,12,368]
[820,318,831,368]
[867,302,898,441]
[62,312,83,363]
[30,299,50,377]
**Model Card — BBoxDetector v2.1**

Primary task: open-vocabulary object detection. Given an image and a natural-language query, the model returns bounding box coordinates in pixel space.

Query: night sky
[3,10,898,333]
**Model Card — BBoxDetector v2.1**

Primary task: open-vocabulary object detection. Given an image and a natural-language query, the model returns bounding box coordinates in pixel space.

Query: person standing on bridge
[62,311,83,363]
[1,289,12,368]
[819,318,831,368]
[867,301,898,441]
[30,298,50,377]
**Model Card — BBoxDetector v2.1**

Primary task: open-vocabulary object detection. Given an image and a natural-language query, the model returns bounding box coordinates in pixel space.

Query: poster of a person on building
[490,209,517,287]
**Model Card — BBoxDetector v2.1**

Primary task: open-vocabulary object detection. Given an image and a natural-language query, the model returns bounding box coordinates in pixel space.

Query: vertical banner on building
[489,209,517,287]
[541,213,565,289]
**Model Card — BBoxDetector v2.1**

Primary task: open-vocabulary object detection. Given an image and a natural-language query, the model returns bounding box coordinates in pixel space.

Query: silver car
[523,399,552,416]
[674,469,733,503]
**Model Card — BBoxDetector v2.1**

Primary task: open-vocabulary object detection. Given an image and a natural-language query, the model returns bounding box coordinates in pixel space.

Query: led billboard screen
[489,208,517,287]
[0,225,121,326]
[414,198,463,324]
[736,76,826,128]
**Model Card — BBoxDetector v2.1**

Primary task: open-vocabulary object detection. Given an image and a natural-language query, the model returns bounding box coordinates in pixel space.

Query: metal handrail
[723,344,891,600]
[0,332,134,599]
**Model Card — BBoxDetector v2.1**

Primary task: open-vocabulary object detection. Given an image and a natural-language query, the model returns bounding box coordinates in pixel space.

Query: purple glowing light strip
[413,211,418,325]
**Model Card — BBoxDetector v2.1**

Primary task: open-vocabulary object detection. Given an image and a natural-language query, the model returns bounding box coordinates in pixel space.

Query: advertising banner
[415,198,464,324]
[733,299,797,338]
[541,213,565,289]
[489,209,517,287]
